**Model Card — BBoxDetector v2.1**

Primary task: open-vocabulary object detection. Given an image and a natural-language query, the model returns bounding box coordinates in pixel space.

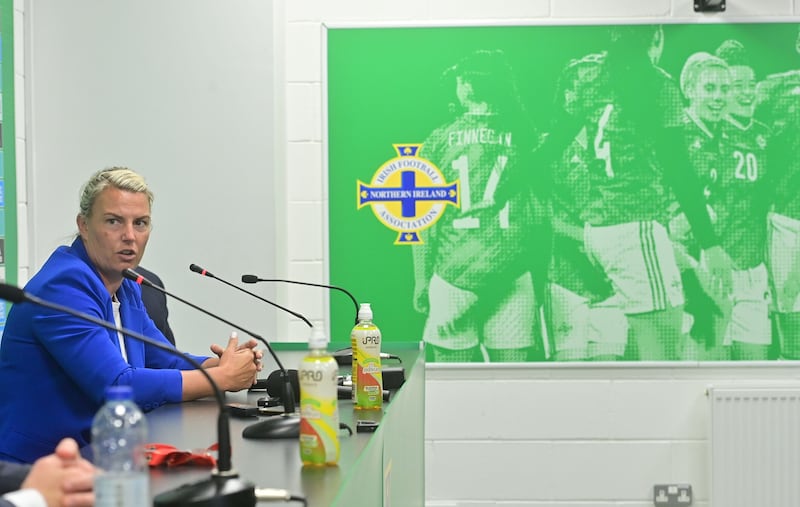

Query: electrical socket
[653,484,692,506]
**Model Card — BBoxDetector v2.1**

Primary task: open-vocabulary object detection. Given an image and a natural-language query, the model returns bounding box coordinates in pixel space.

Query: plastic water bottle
[351,303,383,410]
[299,325,340,466]
[92,385,149,507]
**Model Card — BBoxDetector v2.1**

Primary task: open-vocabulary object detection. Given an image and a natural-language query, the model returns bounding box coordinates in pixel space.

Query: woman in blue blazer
[0,167,262,463]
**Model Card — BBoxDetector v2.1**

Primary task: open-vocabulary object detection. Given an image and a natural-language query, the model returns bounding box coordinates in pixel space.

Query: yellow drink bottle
[351,303,383,410]
[299,326,340,466]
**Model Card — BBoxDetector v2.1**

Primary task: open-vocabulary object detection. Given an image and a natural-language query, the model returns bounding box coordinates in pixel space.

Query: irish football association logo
[357,144,459,244]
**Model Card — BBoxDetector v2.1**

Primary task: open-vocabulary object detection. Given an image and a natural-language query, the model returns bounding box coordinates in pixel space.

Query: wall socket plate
[653,484,692,506]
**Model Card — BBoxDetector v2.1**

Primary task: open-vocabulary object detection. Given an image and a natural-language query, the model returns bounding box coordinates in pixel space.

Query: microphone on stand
[0,283,259,507]
[240,274,359,325]
[240,275,402,366]
[190,265,312,328]
[122,268,299,440]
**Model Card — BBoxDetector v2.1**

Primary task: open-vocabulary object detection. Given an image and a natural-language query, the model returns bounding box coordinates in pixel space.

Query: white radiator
[708,386,800,507]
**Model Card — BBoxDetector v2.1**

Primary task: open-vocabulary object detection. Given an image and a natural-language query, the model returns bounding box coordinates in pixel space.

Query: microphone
[0,283,257,507]
[190,264,312,328]
[241,274,359,325]
[122,268,299,440]
[240,275,385,367]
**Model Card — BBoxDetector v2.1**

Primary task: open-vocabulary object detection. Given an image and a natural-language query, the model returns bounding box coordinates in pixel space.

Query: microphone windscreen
[122,268,157,288]
[265,369,300,401]
[121,268,140,282]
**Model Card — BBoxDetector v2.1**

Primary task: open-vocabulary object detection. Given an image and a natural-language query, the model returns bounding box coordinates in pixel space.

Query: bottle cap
[105,385,134,401]
[309,325,328,348]
[358,303,373,321]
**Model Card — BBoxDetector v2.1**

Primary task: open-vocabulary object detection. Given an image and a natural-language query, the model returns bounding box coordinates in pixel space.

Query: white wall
[16,0,800,506]
[23,0,291,352]
[424,363,800,506]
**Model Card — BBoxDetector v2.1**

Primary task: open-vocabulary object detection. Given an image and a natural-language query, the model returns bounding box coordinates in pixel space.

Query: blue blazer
[0,238,208,463]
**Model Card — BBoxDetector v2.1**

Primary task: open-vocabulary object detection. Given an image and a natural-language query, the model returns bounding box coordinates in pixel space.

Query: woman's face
[686,65,731,123]
[77,186,152,294]
[455,75,474,107]
[727,65,756,119]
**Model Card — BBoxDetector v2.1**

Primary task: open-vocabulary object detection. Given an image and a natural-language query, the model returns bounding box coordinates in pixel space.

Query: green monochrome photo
[327,22,800,363]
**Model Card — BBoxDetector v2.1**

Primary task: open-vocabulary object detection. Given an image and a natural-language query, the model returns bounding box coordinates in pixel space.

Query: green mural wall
[0,0,16,332]
[327,22,800,363]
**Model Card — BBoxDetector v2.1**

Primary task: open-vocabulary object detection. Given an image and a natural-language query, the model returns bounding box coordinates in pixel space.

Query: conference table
[146,342,425,507]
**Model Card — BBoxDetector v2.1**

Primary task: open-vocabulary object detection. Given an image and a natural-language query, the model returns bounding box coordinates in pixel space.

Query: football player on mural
[715,40,773,360]
[412,49,543,362]
[676,44,773,361]
[552,26,726,361]
[488,25,726,362]
[669,51,733,360]
[757,29,800,359]
[544,52,628,362]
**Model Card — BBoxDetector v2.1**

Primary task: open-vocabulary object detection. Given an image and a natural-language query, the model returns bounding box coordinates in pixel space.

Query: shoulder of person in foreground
[0,461,31,495]
[2,438,95,507]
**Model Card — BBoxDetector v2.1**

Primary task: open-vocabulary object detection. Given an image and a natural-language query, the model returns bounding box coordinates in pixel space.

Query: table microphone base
[153,474,255,507]
[242,413,300,439]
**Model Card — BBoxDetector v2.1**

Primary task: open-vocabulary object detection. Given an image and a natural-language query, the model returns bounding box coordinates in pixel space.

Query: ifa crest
[357,144,459,244]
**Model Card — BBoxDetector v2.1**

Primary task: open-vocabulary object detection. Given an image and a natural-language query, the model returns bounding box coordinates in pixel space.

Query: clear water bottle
[91,385,149,507]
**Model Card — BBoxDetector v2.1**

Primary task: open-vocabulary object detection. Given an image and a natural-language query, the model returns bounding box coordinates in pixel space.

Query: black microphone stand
[0,284,255,507]
[124,269,301,439]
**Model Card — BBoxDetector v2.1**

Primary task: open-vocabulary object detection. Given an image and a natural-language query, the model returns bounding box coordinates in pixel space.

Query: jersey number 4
[594,104,615,179]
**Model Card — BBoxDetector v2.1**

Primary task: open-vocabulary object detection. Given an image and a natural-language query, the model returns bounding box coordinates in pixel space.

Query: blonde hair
[679,51,729,98]
[78,166,154,218]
